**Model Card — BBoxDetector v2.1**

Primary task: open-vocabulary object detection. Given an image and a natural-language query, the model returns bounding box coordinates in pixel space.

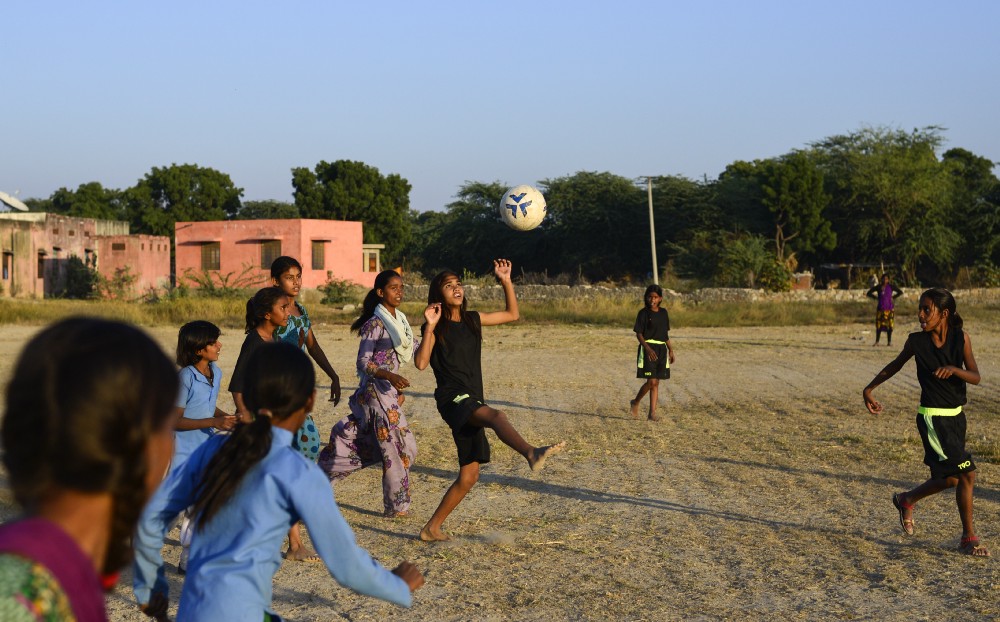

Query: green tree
[757,152,835,263]
[941,148,1000,267]
[291,160,411,265]
[125,164,243,237]
[47,182,126,221]
[542,171,646,279]
[811,126,957,282]
[714,155,834,266]
[715,234,791,290]
[233,200,300,220]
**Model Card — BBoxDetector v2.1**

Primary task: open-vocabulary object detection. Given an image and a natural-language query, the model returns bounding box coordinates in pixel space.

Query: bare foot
[385,510,410,519]
[648,414,660,421]
[528,441,567,472]
[419,525,451,542]
[628,399,640,418]
[285,546,321,562]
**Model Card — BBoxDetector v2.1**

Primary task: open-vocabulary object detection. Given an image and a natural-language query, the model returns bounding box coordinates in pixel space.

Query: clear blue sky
[3,1,998,213]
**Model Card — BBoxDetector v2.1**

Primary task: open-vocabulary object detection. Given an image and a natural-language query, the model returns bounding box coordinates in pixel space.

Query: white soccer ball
[499,184,547,231]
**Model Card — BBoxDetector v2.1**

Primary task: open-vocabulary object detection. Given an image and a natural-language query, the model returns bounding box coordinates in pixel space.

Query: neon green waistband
[918,406,962,417]
[645,339,667,345]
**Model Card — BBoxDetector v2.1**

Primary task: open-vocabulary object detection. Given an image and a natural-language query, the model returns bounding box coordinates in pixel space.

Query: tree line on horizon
[24,126,1000,290]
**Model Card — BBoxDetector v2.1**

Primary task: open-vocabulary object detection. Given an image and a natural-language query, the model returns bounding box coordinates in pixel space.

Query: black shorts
[917,410,975,479]
[437,395,491,466]
[636,343,670,379]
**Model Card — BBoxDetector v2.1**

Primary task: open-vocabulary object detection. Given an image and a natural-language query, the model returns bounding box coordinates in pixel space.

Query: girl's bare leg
[468,406,566,471]
[630,380,652,418]
[285,522,318,561]
[955,471,977,537]
[646,379,660,421]
[420,462,479,542]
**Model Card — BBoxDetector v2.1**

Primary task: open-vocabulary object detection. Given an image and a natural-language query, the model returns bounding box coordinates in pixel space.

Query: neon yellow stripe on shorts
[917,406,962,417]
[919,405,962,462]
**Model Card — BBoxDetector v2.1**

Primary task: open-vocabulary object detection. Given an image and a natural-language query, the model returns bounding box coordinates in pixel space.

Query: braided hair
[2,317,177,575]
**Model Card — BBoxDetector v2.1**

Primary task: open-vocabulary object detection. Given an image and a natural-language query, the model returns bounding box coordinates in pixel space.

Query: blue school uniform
[173,363,222,469]
[133,427,411,621]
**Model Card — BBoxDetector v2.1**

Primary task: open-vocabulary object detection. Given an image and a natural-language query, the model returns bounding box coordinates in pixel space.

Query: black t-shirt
[908,328,967,408]
[429,312,484,408]
[634,307,670,342]
[228,330,267,394]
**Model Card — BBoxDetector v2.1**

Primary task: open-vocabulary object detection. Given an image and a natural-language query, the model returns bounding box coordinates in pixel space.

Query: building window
[366,251,379,273]
[260,240,281,269]
[52,228,59,235]
[111,243,126,252]
[3,252,11,281]
[311,241,325,270]
[201,242,221,270]
[141,243,145,251]
[37,252,45,279]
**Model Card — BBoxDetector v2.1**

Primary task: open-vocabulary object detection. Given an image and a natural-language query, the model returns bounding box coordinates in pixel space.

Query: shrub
[59,255,98,299]
[182,263,265,298]
[319,272,363,305]
[96,266,138,301]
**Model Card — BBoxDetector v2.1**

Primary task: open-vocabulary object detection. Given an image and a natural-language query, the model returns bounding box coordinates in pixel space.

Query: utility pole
[645,176,658,285]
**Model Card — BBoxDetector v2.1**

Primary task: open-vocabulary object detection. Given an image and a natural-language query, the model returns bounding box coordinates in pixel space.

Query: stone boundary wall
[400,284,1000,305]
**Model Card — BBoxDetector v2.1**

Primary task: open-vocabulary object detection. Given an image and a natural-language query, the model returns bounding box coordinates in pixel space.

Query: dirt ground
[1,317,998,621]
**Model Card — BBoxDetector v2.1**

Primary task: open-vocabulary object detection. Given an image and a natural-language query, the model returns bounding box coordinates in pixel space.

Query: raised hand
[423,302,442,326]
[493,258,512,282]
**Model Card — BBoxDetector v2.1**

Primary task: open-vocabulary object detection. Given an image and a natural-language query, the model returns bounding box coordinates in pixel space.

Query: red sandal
[959,536,991,557]
[892,493,914,536]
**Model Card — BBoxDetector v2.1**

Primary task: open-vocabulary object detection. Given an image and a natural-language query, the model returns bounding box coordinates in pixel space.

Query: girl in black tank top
[862,288,988,556]
[412,260,567,543]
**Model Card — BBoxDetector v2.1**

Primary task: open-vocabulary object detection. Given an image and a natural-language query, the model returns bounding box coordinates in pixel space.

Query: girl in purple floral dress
[318,270,418,517]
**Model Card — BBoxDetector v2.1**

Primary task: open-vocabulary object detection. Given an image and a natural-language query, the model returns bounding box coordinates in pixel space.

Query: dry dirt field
[1,317,998,621]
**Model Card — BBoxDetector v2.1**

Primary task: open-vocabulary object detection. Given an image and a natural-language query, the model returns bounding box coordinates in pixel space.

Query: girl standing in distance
[318,269,418,517]
[173,320,236,574]
[414,259,566,542]
[0,318,178,622]
[862,288,988,556]
[134,343,424,621]
[866,274,904,346]
[230,286,314,561]
[629,284,675,422]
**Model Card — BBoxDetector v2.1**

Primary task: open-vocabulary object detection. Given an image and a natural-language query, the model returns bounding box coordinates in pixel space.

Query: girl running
[629,284,675,422]
[134,342,424,621]
[862,287,988,556]
[414,259,566,542]
[0,318,177,622]
[173,320,236,574]
[318,269,418,517]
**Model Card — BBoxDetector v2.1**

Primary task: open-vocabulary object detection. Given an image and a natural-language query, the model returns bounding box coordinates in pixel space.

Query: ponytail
[351,269,401,333]
[191,342,315,530]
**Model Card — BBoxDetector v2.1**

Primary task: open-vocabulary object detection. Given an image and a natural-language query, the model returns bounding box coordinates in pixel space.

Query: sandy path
[1,318,998,621]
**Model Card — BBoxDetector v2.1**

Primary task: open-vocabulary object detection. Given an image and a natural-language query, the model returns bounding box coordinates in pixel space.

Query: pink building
[174,219,384,289]
[0,212,170,298]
